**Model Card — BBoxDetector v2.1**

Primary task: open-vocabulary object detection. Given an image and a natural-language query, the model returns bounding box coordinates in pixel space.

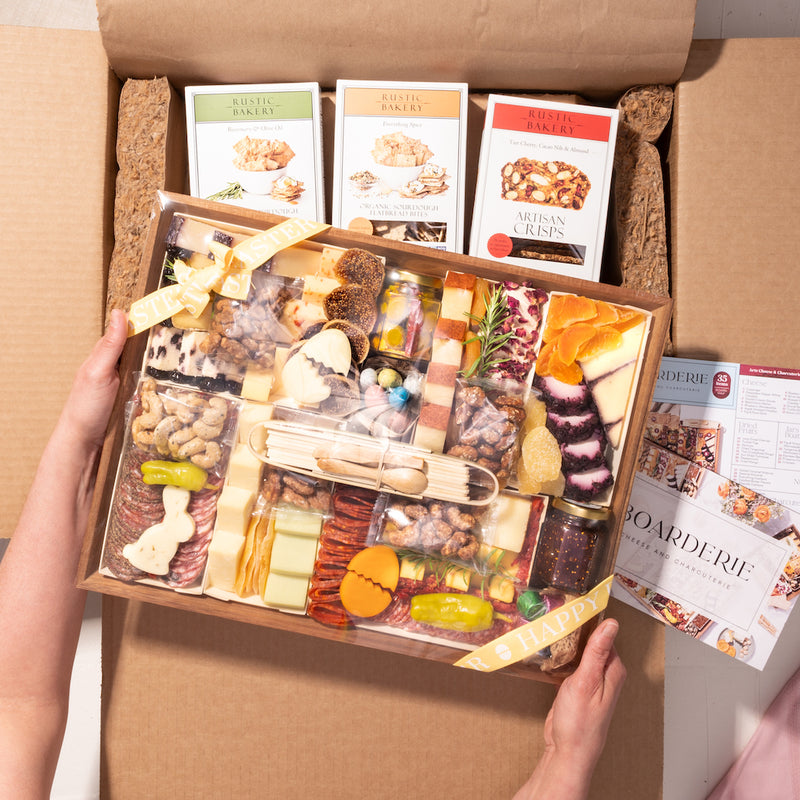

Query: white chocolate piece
[122,485,195,575]
[297,328,352,374]
[215,485,255,534]
[269,532,319,576]
[262,572,310,610]
[280,353,331,405]
[205,529,246,591]
[226,443,263,495]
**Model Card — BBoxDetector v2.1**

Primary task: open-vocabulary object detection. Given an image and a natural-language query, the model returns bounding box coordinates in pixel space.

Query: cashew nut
[191,441,222,470]
[153,415,179,456]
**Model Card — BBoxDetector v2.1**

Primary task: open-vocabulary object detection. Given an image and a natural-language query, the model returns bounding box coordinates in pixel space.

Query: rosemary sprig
[460,284,514,379]
[207,181,244,201]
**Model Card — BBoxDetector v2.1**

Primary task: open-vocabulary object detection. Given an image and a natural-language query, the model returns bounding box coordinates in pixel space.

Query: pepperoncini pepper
[140,460,208,492]
[410,593,495,633]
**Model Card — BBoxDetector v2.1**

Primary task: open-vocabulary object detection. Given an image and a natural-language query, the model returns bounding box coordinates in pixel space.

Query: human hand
[59,308,128,452]
[514,618,626,800]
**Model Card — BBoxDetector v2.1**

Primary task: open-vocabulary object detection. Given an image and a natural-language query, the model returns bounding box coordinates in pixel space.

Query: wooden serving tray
[78,191,672,681]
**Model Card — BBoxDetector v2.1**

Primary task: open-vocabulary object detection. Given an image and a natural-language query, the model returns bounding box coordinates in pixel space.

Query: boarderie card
[613,440,800,670]
[332,79,469,253]
[470,95,618,282]
[186,83,324,221]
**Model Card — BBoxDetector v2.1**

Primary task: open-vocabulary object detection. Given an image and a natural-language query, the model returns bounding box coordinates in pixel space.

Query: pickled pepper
[410,593,495,632]
[140,460,208,492]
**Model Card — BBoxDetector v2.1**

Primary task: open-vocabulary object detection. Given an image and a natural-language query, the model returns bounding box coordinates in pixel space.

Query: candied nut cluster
[446,384,526,484]
[130,377,229,469]
[201,278,293,368]
[262,467,331,512]
[384,499,480,562]
[500,158,591,210]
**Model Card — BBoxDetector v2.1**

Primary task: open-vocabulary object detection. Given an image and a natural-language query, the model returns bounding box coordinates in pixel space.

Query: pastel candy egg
[364,384,387,407]
[377,368,402,389]
[388,386,410,409]
[359,368,378,390]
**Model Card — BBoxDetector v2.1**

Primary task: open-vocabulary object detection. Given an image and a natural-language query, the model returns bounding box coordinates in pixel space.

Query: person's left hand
[61,309,128,450]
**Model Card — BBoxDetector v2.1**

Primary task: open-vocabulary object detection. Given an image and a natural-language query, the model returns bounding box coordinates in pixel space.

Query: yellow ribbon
[127,217,330,337]
[453,574,614,672]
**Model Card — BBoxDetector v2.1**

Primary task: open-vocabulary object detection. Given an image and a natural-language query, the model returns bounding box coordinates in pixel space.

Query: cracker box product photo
[186,82,325,221]
[470,95,619,281]
[332,79,469,253]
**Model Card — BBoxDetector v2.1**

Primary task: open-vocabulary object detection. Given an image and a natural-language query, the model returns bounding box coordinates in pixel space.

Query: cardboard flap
[97,0,697,96]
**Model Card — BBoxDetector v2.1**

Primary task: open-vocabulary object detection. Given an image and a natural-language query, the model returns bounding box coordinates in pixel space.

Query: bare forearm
[0,418,99,699]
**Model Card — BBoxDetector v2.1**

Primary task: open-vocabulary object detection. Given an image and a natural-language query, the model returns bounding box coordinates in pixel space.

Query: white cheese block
[444,567,472,592]
[490,494,531,553]
[205,529,246,592]
[269,532,319,576]
[488,575,516,603]
[226,443,264,495]
[590,361,637,448]
[422,381,456,408]
[215,485,255,534]
[262,572,310,610]
[430,337,464,367]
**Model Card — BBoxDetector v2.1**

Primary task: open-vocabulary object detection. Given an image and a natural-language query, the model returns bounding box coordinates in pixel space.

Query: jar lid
[386,268,443,290]
[552,497,610,521]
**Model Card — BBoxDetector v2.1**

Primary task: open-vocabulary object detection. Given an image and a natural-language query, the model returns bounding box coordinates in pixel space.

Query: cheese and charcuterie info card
[612,358,800,669]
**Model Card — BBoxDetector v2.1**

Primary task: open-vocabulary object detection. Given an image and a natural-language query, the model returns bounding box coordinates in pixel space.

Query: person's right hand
[514,618,626,800]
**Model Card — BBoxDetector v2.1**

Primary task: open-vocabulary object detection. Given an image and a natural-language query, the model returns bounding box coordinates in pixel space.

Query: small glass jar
[372,269,442,360]
[529,498,610,594]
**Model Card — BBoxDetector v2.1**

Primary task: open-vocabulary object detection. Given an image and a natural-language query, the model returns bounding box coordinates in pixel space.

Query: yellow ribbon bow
[127,217,330,337]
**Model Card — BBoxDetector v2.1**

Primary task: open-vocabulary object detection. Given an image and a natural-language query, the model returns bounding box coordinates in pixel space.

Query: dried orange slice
[555,322,597,365]
[543,294,597,341]
[592,300,621,326]
[576,326,624,361]
[610,307,646,333]
[535,340,557,376]
[549,354,584,385]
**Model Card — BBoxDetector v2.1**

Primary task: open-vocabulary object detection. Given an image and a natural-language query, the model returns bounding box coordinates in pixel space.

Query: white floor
[3,1,800,798]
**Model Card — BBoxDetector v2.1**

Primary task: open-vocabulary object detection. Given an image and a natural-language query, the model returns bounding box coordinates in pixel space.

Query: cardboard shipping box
[4,1,798,797]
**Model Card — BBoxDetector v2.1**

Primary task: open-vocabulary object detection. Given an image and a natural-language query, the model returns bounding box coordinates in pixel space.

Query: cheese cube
[237,401,273,448]
[215,485,255,534]
[262,572,310,610]
[241,368,274,402]
[430,337,464,366]
[274,506,323,538]
[226,443,263,495]
[399,557,426,582]
[205,529,246,592]
[489,575,516,604]
[269,532,319,576]
[444,567,473,592]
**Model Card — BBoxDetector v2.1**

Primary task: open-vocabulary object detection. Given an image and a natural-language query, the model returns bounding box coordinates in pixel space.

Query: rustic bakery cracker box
[470,95,618,281]
[185,82,325,220]
[332,79,468,252]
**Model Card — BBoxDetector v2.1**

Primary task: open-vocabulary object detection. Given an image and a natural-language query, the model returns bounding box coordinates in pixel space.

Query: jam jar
[529,499,610,594]
[372,270,442,360]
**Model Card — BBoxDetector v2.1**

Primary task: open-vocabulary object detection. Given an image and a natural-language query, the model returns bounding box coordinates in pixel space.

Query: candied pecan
[446,445,479,460]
